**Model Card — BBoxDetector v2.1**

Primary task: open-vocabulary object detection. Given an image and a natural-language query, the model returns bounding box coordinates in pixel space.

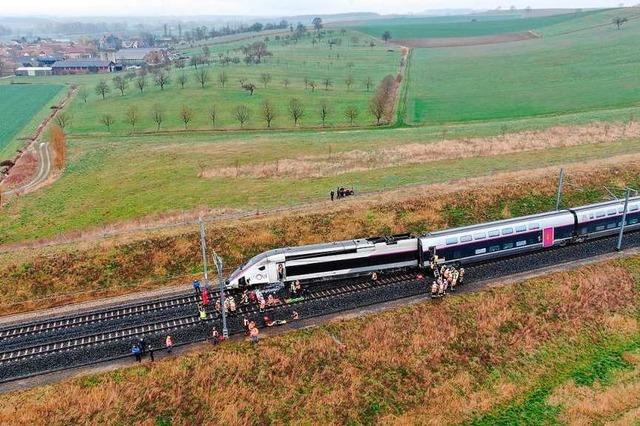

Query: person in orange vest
[165,335,174,353]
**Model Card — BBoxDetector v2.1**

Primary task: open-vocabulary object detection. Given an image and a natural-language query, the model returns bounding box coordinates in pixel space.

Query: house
[115,48,169,67]
[15,67,52,77]
[51,59,115,75]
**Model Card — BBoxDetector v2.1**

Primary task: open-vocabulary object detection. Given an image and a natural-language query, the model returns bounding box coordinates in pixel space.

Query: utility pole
[199,218,209,285]
[555,168,565,210]
[616,188,630,251]
[212,252,228,338]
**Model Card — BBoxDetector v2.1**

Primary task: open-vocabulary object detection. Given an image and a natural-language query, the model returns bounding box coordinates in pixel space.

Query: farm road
[4,142,51,196]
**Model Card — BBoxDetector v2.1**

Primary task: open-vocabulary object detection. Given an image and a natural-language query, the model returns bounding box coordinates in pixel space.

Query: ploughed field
[0,84,62,156]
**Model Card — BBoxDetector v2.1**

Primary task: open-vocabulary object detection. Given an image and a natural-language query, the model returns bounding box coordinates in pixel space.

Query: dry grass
[0,260,636,424]
[203,121,640,179]
[549,349,640,425]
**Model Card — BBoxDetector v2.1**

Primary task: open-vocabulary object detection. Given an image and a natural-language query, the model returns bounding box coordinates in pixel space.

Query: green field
[0,84,63,156]
[352,11,597,39]
[12,32,400,135]
[406,8,640,124]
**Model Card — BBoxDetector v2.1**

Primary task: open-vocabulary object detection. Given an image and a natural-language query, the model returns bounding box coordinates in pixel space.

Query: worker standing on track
[201,287,210,306]
[131,344,142,363]
[431,280,439,298]
[198,304,207,321]
[459,268,465,286]
[148,344,155,362]
[193,280,201,298]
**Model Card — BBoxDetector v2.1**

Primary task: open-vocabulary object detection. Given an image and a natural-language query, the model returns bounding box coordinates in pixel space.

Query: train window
[630,218,638,225]
[489,245,501,252]
[515,225,527,232]
[618,207,625,213]
[460,235,472,243]
[516,240,526,247]
[474,232,486,240]
[607,222,617,229]
[502,227,513,235]
[488,230,500,237]
[445,237,458,245]
[630,205,639,212]
[607,209,617,216]
[259,266,266,271]
[596,211,606,218]
[596,225,605,231]
[503,242,514,250]
[589,214,595,220]
[475,248,487,255]
[528,223,540,230]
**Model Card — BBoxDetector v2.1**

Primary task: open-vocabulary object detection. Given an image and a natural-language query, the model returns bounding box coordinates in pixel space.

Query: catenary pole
[555,168,565,210]
[616,188,630,251]
[199,218,209,285]
[212,252,228,338]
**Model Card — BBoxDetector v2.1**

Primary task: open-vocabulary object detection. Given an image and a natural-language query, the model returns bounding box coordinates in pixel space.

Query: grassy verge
[0,255,637,424]
[2,159,640,316]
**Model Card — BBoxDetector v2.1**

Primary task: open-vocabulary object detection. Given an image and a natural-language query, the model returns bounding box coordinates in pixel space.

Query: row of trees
[96,97,385,132]
[87,70,378,100]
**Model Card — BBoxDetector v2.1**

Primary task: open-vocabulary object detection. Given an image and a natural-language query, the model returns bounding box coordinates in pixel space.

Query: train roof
[425,209,572,237]
[568,195,640,212]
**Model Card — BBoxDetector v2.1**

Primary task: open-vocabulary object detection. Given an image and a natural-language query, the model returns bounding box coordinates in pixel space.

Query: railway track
[3,229,640,384]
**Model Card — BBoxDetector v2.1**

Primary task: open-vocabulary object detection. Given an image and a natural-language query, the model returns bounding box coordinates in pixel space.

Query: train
[226,196,640,289]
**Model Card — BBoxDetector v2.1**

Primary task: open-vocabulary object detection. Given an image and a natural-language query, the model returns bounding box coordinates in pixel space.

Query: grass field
[352,10,596,39]
[405,8,640,124]
[0,256,637,423]
[2,116,640,243]
[8,32,400,134]
[0,84,63,157]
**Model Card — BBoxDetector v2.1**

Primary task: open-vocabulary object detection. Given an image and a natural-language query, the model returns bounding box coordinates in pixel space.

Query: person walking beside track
[165,335,174,353]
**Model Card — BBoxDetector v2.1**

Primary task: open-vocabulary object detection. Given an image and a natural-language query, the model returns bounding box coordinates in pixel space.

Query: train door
[418,239,424,268]
[542,227,554,247]
[277,263,286,282]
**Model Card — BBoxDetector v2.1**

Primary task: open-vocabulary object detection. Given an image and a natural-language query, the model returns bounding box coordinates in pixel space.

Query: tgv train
[226,196,640,288]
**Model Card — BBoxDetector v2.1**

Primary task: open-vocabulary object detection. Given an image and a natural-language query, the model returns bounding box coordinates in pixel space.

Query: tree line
[95,93,392,133]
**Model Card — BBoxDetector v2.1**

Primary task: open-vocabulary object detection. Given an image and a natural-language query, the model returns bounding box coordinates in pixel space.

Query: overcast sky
[1,0,629,17]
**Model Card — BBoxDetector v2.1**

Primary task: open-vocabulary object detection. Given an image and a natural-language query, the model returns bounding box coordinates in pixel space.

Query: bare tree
[54,112,72,130]
[308,80,317,92]
[174,59,186,69]
[282,78,290,88]
[177,73,188,89]
[125,106,139,132]
[100,113,115,131]
[369,95,386,125]
[180,105,194,129]
[195,68,210,88]
[344,105,359,125]
[382,31,392,43]
[190,55,201,69]
[95,80,110,100]
[135,76,147,93]
[322,78,333,90]
[208,105,218,128]
[234,105,249,127]
[319,100,330,127]
[242,82,256,95]
[364,76,373,92]
[78,88,88,103]
[154,72,170,90]
[345,75,354,90]
[304,76,309,89]
[289,98,304,125]
[152,104,164,131]
[218,70,228,88]
[613,17,628,30]
[260,72,272,88]
[262,99,277,128]
[112,76,128,96]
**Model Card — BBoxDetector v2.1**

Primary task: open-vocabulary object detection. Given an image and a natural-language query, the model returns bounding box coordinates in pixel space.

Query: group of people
[242,310,300,344]
[130,335,174,362]
[430,264,465,298]
[330,187,355,201]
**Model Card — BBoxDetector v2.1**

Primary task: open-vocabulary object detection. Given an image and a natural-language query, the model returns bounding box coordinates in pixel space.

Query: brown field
[204,122,640,179]
[0,259,636,424]
[1,157,640,317]
[393,31,538,48]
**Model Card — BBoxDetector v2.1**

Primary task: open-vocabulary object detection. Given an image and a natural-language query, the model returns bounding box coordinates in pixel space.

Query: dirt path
[393,31,539,48]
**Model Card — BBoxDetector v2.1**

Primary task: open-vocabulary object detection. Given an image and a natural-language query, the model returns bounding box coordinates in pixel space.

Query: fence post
[555,168,564,210]
[616,188,630,251]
